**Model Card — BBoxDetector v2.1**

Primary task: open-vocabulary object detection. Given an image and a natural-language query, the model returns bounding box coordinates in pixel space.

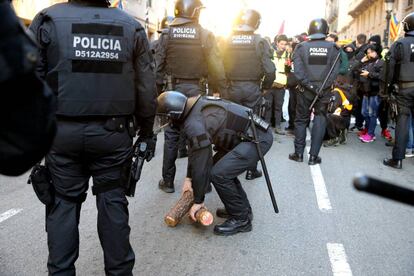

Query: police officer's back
[221,9,275,180]
[383,12,414,169]
[29,0,157,274]
[289,18,340,165]
[155,0,228,193]
[222,9,275,108]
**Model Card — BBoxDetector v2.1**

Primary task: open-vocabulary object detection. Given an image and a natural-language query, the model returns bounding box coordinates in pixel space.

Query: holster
[28,164,54,206]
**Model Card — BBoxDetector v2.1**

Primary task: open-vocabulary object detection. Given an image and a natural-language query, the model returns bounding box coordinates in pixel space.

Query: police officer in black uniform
[155,0,228,193]
[150,16,174,56]
[221,9,275,180]
[289,19,340,165]
[0,0,56,176]
[157,91,273,236]
[29,0,157,274]
[383,12,414,169]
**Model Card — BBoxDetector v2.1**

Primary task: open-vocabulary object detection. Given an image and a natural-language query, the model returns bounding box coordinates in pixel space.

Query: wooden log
[164,191,214,227]
[195,208,214,226]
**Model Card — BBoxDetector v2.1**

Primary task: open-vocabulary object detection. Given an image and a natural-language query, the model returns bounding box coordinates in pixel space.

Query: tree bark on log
[164,191,214,227]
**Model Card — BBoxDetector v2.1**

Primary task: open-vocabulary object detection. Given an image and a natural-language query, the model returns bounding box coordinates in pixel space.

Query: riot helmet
[69,0,110,6]
[402,12,414,35]
[308,18,329,40]
[174,0,204,20]
[157,91,188,121]
[233,9,261,32]
[158,16,174,33]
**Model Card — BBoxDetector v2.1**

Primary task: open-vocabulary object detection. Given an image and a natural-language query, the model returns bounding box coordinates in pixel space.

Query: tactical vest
[223,34,263,81]
[397,36,414,82]
[274,50,289,85]
[302,40,337,86]
[42,3,137,117]
[166,23,208,79]
[185,97,252,151]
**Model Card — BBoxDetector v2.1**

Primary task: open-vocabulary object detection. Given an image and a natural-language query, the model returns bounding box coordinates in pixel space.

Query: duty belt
[399,82,414,89]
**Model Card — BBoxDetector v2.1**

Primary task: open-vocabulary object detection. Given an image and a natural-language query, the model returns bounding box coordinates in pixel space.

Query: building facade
[326,0,414,44]
[12,0,169,40]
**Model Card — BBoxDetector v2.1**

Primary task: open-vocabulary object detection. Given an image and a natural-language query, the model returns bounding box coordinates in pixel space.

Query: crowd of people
[226,26,414,164]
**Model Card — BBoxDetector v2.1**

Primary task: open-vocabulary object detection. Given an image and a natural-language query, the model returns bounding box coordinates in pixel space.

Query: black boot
[308,155,322,165]
[383,158,402,169]
[213,217,252,236]
[216,208,253,221]
[245,169,262,180]
[158,179,175,193]
[289,153,303,162]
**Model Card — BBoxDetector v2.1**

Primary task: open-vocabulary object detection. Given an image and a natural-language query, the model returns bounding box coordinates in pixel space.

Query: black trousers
[378,100,389,130]
[294,91,329,156]
[228,80,262,171]
[45,119,134,276]
[264,87,286,127]
[353,94,365,129]
[393,88,414,160]
[326,114,350,138]
[162,126,186,182]
[211,128,273,218]
[162,83,201,182]
[287,88,298,129]
[227,81,261,110]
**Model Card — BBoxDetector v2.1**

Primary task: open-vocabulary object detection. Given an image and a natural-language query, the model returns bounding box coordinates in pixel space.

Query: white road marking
[0,208,23,224]
[306,146,332,212]
[327,243,353,276]
[306,128,311,142]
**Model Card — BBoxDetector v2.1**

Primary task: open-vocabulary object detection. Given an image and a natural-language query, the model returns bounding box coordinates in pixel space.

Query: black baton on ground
[353,175,414,207]
[247,110,279,213]
[309,50,342,111]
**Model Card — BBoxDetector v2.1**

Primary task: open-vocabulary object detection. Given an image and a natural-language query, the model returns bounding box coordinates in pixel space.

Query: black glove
[138,135,157,162]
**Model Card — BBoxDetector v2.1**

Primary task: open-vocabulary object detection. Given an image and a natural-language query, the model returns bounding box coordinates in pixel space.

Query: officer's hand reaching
[189,203,204,221]
[138,135,157,162]
[182,177,193,195]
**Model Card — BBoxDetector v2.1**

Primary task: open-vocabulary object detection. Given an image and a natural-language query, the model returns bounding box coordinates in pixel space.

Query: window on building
[408,0,413,7]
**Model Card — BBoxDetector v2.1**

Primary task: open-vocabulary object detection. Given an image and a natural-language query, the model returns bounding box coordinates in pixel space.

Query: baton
[309,50,342,111]
[247,110,279,213]
[353,175,414,207]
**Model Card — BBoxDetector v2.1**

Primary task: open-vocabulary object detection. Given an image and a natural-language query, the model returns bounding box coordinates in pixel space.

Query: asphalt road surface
[1,127,413,276]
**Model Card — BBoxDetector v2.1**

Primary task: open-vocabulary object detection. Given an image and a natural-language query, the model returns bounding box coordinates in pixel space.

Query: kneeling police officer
[157,92,273,236]
[29,0,157,274]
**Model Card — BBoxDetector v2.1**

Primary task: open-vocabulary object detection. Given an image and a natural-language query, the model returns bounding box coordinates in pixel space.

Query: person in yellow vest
[324,79,354,147]
[265,34,291,135]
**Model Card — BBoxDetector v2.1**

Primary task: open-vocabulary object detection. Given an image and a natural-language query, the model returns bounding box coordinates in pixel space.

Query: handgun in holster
[125,141,147,197]
[27,164,54,206]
